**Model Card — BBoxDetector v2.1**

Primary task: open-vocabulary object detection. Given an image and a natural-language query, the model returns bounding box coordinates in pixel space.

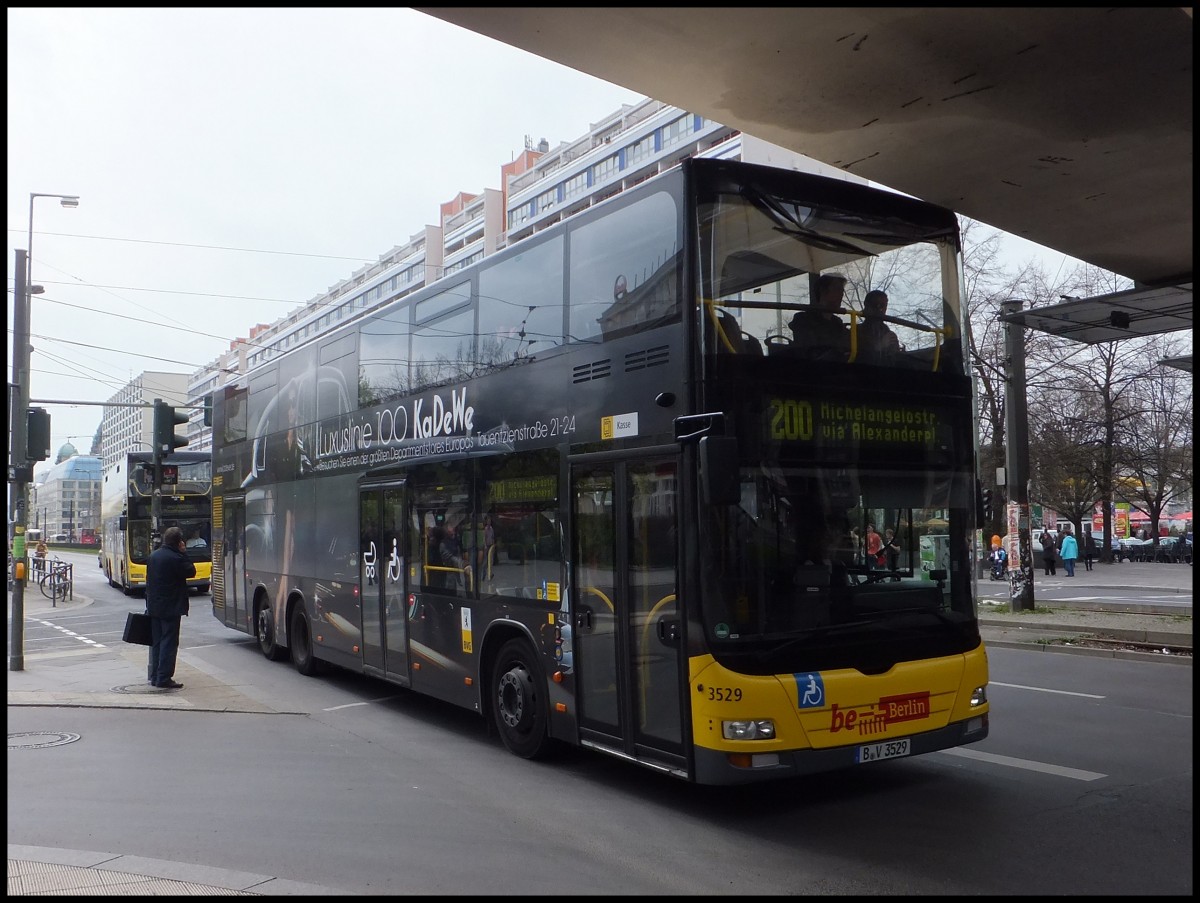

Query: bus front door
[571,456,685,771]
[359,484,410,682]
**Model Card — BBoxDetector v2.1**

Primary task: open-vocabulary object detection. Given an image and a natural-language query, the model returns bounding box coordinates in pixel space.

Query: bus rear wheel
[491,638,552,760]
[256,600,286,661]
[289,605,319,676]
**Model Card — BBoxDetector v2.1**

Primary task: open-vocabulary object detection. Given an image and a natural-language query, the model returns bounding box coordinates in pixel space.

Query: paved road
[6,557,1191,894]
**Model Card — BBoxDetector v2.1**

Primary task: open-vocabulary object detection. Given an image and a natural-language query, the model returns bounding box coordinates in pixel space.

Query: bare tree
[959,218,1049,539]
[1021,264,1159,562]
[1113,345,1194,551]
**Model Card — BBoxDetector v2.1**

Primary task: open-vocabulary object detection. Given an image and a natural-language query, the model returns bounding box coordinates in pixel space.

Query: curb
[979,619,1192,648]
[981,636,1193,666]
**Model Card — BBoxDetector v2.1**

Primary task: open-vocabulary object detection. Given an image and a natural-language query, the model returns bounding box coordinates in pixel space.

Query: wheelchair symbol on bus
[795,672,825,709]
[388,538,402,584]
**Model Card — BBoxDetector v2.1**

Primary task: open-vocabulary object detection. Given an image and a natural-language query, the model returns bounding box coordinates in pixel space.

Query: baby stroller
[988,547,1007,580]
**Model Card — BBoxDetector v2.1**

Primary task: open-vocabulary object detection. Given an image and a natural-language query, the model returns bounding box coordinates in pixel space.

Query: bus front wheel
[256,600,286,661]
[491,638,552,760]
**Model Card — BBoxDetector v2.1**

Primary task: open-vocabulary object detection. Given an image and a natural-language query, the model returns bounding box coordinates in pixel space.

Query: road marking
[991,681,1105,698]
[324,695,404,712]
[26,617,106,648]
[941,747,1106,781]
[21,647,110,661]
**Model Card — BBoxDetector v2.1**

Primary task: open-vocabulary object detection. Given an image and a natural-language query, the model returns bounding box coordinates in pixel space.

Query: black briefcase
[123,611,152,645]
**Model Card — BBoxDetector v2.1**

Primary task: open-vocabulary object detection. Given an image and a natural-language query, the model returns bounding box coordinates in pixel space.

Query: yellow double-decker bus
[100,451,212,596]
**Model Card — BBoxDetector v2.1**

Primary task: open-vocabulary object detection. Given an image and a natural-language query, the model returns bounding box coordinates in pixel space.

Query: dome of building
[55,441,78,464]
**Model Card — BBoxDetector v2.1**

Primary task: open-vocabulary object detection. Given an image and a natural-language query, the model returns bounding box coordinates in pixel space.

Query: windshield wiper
[751,619,878,663]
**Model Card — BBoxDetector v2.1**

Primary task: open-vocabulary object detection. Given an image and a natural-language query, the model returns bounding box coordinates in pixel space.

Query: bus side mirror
[699,435,740,506]
[118,515,127,531]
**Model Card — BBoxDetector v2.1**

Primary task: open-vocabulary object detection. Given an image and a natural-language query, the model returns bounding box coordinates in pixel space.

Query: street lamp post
[9,192,79,672]
[27,192,80,291]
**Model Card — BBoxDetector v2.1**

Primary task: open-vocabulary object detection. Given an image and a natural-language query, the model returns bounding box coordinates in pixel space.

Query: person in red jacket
[865,523,884,570]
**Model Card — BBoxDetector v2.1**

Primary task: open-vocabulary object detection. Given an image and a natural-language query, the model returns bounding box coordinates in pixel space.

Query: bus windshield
[697,164,964,375]
[699,458,977,673]
[693,162,979,675]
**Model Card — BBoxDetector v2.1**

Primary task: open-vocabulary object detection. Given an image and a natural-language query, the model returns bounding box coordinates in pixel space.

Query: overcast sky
[9,8,1100,470]
[7,8,648,457]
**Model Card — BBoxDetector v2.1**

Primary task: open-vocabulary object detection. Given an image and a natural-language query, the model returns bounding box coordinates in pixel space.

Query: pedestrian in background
[865,523,884,570]
[33,539,48,578]
[1059,524,1079,577]
[1083,531,1097,571]
[883,527,901,577]
[145,526,196,689]
[1038,528,1057,576]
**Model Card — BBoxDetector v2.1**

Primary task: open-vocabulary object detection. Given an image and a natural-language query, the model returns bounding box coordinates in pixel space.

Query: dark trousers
[148,616,182,685]
[1042,554,1056,576]
[1084,553,1094,571]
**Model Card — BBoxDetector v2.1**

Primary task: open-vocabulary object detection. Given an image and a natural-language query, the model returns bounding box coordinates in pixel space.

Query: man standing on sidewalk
[146,526,195,689]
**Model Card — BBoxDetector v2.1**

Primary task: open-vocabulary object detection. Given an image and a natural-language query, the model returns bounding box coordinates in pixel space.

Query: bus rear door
[359,483,410,682]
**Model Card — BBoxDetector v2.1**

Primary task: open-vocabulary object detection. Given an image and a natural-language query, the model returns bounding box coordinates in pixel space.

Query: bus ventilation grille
[573,358,612,383]
[625,345,670,372]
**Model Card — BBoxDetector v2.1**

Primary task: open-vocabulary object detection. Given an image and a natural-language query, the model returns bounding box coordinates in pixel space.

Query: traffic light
[26,407,51,461]
[979,486,994,528]
[202,393,213,427]
[153,399,189,454]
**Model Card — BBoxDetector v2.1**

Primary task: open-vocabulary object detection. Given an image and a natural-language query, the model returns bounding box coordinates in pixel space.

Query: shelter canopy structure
[999,282,1193,346]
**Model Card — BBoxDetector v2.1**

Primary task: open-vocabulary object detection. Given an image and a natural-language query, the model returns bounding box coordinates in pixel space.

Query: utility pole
[151,398,164,541]
[1001,298,1035,611]
[9,250,31,670]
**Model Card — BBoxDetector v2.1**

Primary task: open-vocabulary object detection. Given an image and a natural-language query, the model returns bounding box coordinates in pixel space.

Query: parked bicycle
[39,557,73,605]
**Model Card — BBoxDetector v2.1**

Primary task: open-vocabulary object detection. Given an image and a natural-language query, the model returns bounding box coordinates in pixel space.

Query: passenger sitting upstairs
[858,289,904,364]
[788,273,850,360]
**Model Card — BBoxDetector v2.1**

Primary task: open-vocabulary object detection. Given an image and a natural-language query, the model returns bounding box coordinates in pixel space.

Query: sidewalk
[7,845,340,896]
[975,559,1192,663]
[8,587,331,896]
[6,559,1191,895]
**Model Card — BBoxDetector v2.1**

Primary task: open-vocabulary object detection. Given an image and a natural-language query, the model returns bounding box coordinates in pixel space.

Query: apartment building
[182,97,863,443]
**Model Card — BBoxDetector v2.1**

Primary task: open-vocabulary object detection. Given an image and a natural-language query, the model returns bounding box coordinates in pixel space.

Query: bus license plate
[856,738,910,763]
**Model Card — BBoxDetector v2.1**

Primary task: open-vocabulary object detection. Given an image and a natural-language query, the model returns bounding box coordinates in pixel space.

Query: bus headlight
[722,719,776,741]
[970,685,988,706]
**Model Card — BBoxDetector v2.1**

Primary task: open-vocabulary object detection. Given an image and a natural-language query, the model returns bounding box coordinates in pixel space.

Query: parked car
[1118,536,1154,562]
[1088,531,1121,553]
[1118,535,1188,563]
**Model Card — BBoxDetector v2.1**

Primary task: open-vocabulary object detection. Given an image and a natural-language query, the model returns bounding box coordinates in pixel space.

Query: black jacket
[145,544,196,619]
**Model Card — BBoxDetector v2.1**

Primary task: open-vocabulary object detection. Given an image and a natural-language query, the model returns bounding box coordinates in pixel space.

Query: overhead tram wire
[12,228,376,264]
[9,229,391,337]
[27,331,209,369]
